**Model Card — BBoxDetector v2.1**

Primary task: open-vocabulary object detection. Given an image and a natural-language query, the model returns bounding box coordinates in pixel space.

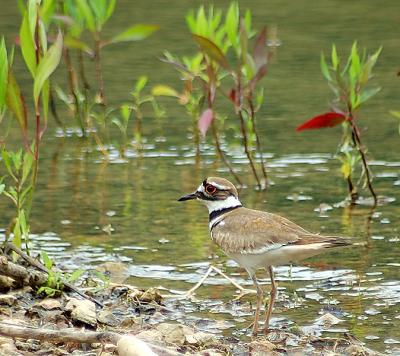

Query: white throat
[200,195,242,213]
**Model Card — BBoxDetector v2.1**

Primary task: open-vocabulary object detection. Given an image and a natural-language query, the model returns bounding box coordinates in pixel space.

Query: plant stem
[238,109,261,189]
[248,98,268,185]
[349,120,377,206]
[49,85,64,129]
[211,122,242,186]
[78,50,90,128]
[64,48,85,135]
[94,35,105,104]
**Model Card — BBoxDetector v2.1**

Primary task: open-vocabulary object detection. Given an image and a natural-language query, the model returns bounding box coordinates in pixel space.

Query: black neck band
[209,205,241,222]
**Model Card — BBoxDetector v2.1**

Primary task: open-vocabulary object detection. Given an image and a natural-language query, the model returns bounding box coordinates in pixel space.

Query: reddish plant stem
[94,35,105,104]
[236,74,261,189]
[238,109,261,189]
[349,119,377,206]
[247,97,268,184]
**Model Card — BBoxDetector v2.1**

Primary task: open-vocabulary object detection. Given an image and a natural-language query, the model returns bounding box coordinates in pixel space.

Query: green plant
[1,150,33,251]
[297,42,382,206]
[54,0,159,138]
[0,0,63,251]
[109,76,163,156]
[158,3,274,188]
[37,251,85,297]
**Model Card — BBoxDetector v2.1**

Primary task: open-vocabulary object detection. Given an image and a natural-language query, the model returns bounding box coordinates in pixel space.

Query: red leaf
[198,108,213,137]
[296,112,346,132]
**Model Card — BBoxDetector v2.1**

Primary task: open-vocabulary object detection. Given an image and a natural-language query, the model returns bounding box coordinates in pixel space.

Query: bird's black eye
[205,184,217,194]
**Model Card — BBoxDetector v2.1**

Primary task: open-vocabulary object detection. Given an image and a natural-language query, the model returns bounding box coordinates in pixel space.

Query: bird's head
[178,177,241,212]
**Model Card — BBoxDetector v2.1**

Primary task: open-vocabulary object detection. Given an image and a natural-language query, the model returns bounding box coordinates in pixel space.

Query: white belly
[228,243,329,274]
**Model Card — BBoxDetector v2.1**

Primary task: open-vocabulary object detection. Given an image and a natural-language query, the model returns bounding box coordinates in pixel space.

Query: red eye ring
[205,184,217,194]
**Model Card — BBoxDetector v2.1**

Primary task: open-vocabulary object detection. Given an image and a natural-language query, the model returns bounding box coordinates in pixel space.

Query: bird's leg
[264,266,277,334]
[249,273,263,337]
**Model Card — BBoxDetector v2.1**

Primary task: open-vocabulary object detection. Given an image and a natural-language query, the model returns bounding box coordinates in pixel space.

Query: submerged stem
[248,98,268,185]
[211,122,242,186]
[238,109,261,189]
[349,120,377,207]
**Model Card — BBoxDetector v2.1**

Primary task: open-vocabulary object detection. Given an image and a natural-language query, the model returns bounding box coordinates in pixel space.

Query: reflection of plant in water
[158,3,276,188]
[107,76,164,156]
[297,42,382,206]
[0,1,62,253]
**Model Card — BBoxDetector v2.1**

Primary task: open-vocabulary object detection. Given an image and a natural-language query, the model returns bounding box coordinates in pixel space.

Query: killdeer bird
[178,177,350,335]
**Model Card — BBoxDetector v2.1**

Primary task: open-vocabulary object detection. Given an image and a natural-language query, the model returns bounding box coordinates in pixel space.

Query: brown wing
[211,207,315,254]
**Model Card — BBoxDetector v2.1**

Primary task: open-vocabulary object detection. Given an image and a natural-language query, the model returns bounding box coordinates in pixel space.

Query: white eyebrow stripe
[210,182,229,190]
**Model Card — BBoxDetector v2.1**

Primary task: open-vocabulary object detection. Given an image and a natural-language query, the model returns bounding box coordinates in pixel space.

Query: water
[0,0,399,353]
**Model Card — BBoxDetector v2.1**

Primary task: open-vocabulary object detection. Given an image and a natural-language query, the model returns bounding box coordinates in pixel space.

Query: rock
[0,294,17,306]
[38,298,62,310]
[0,276,15,291]
[65,298,97,327]
[136,328,163,343]
[345,344,377,356]
[140,288,162,304]
[156,323,192,345]
[97,308,120,327]
[186,331,216,346]
[117,335,157,356]
[249,339,277,355]
[315,313,343,327]
[0,343,21,356]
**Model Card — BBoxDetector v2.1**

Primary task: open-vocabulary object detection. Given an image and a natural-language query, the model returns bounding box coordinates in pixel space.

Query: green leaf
[6,71,28,132]
[64,36,93,55]
[0,38,8,110]
[192,34,230,70]
[28,0,38,38]
[350,42,361,78]
[110,24,159,44]
[105,0,116,23]
[34,31,63,104]
[20,12,37,77]
[22,152,34,185]
[195,6,207,36]
[225,2,239,50]
[88,0,106,28]
[185,10,196,33]
[40,0,56,25]
[244,9,252,34]
[151,85,179,97]
[76,0,96,32]
[0,184,4,195]
[120,104,131,121]
[68,269,84,283]
[390,110,400,119]
[38,20,48,53]
[359,86,381,104]
[331,44,338,70]
[41,251,53,270]
[134,76,148,93]
[41,79,50,126]
[320,52,332,82]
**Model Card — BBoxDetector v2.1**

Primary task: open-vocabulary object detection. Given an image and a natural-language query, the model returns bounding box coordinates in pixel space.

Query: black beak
[178,192,198,201]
